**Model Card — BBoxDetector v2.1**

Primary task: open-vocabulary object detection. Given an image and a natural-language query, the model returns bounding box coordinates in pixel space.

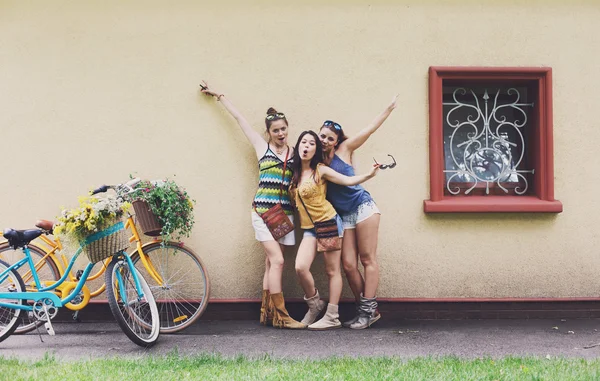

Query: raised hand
[388,94,399,111]
[369,163,381,178]
[199,80,221,98]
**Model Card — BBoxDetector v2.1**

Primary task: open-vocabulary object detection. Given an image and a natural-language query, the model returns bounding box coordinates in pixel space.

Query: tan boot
[308,303,341,331]
[266,292,275,326]
[301,289,326,325]
[259,290,269,326]
[270,292,307,329]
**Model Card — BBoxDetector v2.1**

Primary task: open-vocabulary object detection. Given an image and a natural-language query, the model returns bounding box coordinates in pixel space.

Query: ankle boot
[342,301,360,328]
[301,289,326,325]
[266,292,275,326]
[260,290,269,326]
[270,292,307,329]
[349,294,381,330]
[308,303,341,330]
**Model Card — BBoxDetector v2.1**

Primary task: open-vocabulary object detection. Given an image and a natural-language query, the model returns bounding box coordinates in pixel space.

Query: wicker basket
[82,221,129,263]
[132,200,163,237]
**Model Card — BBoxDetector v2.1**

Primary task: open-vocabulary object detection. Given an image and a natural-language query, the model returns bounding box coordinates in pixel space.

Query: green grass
[2,352,600,381]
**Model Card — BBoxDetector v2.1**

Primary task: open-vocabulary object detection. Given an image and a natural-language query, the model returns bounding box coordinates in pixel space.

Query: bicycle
[0,179,210,334]
[0,223,160,347]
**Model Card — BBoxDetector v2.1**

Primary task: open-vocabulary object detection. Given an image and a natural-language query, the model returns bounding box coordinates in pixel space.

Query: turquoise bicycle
[0,223,160,347]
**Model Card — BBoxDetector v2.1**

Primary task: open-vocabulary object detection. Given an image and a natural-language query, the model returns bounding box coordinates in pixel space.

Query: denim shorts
[341,200,380,230]
[303,214,344,238]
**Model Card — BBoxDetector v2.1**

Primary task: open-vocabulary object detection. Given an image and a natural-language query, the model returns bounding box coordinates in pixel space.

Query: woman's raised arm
[320,163,380,186]
[340,94,398,154]
[201,81,267,155]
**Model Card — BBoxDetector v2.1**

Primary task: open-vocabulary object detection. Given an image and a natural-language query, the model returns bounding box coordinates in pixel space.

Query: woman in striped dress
[201,82,304,329]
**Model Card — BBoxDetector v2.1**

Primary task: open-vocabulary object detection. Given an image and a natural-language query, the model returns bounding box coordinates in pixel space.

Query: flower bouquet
[54,195,131,263]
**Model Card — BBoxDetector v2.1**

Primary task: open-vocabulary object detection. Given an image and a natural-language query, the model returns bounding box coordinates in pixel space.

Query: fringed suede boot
[259,289,270,326]
[270,292,307,329]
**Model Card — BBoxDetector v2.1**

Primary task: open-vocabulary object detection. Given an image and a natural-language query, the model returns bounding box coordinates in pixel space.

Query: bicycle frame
[0,244,145,312]
[124,216,164,285]
[0,214,166,300]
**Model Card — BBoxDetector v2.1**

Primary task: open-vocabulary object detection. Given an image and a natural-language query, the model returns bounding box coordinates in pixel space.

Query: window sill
[423,196,563,213]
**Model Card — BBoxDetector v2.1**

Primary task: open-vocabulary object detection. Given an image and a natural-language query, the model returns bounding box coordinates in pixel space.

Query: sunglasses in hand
[373,154,396,170]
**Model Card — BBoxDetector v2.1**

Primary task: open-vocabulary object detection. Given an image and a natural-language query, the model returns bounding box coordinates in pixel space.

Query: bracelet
[217,94,224,101]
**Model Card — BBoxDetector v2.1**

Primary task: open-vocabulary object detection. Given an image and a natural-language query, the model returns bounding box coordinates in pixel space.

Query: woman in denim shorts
[290,131,379,330]
[318,95,398,329]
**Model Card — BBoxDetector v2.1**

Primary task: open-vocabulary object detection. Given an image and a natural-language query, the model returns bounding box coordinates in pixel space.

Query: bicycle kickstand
[43,305,55,336]
[33,318,45,343]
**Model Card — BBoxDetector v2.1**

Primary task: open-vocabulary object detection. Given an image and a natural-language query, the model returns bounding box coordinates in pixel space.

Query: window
[424,67,562,213]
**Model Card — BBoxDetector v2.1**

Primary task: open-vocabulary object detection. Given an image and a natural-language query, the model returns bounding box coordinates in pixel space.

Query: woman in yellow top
[290,131,380,330]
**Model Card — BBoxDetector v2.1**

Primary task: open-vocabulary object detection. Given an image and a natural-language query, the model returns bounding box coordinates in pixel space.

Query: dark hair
[320,122,348,148]
[290,130,324,191]
[265,107,288,132]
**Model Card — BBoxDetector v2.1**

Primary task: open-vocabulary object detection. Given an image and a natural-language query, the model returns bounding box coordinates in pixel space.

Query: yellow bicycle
[0,180,210,334]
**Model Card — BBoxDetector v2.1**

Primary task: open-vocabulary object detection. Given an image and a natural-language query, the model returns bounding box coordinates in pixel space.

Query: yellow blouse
[294,164,337,229]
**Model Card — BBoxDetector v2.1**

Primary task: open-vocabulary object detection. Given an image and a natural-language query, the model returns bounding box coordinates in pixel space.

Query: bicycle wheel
[105,255,159,347]
[131,242,210,333]
[0,259,25,343]
[0,243,60,334]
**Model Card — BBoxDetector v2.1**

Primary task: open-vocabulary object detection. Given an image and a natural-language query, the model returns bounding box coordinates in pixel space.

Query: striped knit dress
[253,147,294,216]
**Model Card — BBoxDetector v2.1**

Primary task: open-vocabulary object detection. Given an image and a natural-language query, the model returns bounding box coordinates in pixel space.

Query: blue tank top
[326,154,372,216]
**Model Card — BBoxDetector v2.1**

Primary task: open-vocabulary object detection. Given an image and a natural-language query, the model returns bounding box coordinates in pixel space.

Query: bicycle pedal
[44,321,55,336]
[173,315,188,323]
[75,270,84,280]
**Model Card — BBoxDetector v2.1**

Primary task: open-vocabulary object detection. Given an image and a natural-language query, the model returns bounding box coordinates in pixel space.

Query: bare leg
[307,248,343,330]
[323,249,343,305]
[295,236,318,298]
[341,229,364,302]
[262,255,271,290]
[356,214,380,298]
[261,240,285,294]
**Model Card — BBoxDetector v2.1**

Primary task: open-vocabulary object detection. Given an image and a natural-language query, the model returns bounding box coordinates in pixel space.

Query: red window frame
[424,67,563,213]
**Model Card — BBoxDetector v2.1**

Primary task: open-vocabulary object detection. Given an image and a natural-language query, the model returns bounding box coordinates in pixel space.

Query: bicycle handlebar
[91,178,142,197]
[90,185,110,195]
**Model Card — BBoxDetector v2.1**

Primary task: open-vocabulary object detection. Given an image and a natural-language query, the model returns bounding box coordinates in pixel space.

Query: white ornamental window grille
[443,85,535,196]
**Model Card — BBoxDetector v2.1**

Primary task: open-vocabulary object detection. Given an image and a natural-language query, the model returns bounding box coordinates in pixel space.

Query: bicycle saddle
[35,219,55,234]
[2,228,43,249]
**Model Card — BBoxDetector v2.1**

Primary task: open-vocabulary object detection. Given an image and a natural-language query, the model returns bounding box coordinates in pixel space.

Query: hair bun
[266,107,278,115]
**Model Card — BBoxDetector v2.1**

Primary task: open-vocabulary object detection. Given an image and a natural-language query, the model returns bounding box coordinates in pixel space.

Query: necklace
[273,145,286,155]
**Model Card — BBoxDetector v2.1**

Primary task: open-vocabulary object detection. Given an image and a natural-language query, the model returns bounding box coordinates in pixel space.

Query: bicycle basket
[132,200,163,237]
[82,221,129,263]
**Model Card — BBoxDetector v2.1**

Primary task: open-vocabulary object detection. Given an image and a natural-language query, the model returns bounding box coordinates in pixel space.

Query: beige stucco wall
[1,0,599,300]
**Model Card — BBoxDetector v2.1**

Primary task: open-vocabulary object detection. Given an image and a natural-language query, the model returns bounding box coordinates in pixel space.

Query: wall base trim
[56,299,600,322]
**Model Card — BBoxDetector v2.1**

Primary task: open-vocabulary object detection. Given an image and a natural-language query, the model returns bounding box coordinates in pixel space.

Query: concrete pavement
[3,319,600,361]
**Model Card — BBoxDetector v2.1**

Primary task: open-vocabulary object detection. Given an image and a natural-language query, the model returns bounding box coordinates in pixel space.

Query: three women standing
[202,82,396,330]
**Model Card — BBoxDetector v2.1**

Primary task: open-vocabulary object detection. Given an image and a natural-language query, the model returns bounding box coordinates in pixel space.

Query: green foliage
[126,178,195,242]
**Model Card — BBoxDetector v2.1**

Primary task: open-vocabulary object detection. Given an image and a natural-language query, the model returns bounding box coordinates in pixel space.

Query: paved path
[3,319,600,361]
